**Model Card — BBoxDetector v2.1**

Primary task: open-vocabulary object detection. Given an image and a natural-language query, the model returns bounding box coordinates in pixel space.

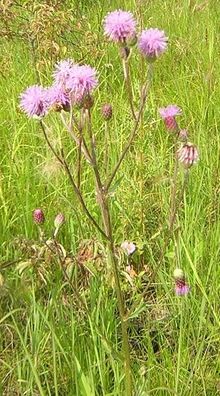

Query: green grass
[0,0,220,395]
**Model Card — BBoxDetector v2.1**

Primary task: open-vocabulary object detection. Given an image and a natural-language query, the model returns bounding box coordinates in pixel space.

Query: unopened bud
[33,208,45,225]
[54,213,65,229]
[102,104,113,121]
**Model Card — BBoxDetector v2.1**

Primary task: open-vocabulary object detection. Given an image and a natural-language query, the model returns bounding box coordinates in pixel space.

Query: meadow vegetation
[0,0,220,395]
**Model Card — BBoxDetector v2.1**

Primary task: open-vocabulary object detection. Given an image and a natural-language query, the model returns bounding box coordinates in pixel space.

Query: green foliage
[0,0,220,395]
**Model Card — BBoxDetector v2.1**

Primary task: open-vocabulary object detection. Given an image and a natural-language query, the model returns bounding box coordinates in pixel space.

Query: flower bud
[178,129,188,141]
[54,213,65,229]
[102,104,113,121]
[119,46,130,60]
[177,142,199,168]
[33,208,45,225]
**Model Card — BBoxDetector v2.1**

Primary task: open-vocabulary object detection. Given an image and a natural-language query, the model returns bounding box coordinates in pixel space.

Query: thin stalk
[169,137,179,230]
[77,136,82,189]
[106,63,153,191]
[150,169,189,282]
[122,55,137,121]
[104,121,110,174]
[39,120,109,241]
[60,111,92,164]
[87,110,132,395]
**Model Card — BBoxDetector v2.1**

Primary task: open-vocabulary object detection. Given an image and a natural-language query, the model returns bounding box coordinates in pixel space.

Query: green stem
[122,56,137,121]
[87,110,132,395]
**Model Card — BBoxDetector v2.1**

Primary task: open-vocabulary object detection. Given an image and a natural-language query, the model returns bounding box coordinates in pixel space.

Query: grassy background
[0,0,220,395]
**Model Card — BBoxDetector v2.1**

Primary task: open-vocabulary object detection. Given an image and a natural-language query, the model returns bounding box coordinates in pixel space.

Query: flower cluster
[20,60,98,118]
[103,10,168,60]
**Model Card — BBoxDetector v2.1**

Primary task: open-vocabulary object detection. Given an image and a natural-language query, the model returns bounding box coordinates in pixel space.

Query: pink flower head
[46,85,70,112]
[138,28,168,59]
[66,64,98,99]
[159,105,182,131]
[20,85,48,118]
[173,268,190,296]
[33,208,45,225]
[53,59,75,86]
[121,241,136,255]
[177,142,199,168]
[104,10,136,43]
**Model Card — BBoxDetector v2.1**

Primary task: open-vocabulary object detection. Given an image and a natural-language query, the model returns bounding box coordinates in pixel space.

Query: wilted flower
[33,208,45,225]
[121,241,136,255]
[159,105,182,131]
[46,85,70,112]
[174,268,190,296]
[20,85,48,118]
[102,104,113,120]
[104,10,136,43]
[66,64,98,99]
[53,59,75,86]
[138,28,168,60]
[177,142,199,168]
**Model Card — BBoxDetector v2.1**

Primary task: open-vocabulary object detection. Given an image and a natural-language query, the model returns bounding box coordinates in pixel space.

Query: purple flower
[20,85,48,118]
[177,142,199,168]
[46,85,70,112]
[159,105,182,131]
[159,105,182,119]
[53,59,75,86]
[66,64,98,98]
[121,241,136,255]
[138,28,168,59]
[173,268,190,296]
[104,10,136,43]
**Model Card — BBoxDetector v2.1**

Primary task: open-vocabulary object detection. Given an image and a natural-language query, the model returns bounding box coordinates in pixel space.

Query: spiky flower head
[138,28,168,60]
[177,142,199,168]
[121,241,136,255]
[104,10,136,43]
[20,85,48,118]
[54,213,65,229]
[46,85,70,112]
[53,59,75,86]
[66,64,98,99]
[173,268,190,296]
[102,104,113,121]
[159,105,182,131]
[33,208,45,225]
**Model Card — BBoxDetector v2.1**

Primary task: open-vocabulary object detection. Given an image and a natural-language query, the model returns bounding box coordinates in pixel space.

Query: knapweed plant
[20,9,198,395]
